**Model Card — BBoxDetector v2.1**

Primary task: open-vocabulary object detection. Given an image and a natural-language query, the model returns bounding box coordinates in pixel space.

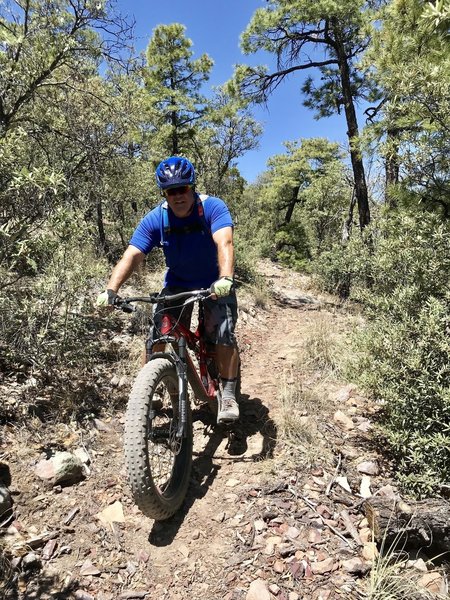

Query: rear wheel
[124,358,192,520]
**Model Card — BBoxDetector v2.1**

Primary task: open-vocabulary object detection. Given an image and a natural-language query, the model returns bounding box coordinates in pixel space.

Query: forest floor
[0,260,448,600]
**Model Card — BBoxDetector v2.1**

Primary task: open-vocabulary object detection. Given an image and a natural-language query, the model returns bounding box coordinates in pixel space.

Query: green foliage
[144,23,213,156]
[365,0,450,212]
[358,295,450,496]
[194,88,261,199]
[0,209,107,372]
[233,138,351,270]
[323,211,450,496]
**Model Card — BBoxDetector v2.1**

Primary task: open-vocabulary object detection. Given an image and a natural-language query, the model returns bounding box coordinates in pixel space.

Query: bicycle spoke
[146,379,180,493]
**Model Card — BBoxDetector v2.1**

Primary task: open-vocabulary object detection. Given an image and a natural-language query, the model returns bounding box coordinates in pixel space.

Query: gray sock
[221,378,237,400]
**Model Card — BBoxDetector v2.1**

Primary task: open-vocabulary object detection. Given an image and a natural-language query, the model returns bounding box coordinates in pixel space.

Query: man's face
[164,185,195,218]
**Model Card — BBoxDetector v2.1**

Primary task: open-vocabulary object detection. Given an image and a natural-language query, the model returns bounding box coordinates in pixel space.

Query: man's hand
[96,289,118,308]
[210,277,234,298]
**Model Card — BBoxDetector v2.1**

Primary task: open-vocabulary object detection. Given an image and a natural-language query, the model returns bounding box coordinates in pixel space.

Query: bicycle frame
[142,296,220,440]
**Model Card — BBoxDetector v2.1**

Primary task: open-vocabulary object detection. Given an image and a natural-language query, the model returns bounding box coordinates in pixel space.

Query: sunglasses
[164,185,191,197]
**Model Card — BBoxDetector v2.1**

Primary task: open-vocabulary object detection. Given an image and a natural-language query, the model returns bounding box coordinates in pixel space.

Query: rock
[73,448,91,465]
[264,535,282,555]
[92,418,112,432]
[225,478,240,487]
[286,526,300,538]
[212,511,226,523]
[377,484,398,499]
[273,559,285,573]
[42,539,57,560]
[254,519,267,532]
[333,385,357,403]
[177,543,190,558]
[246,578,271,600]
[288,593,300,600]
[360,476,372,498]
[269,584,280,595]
[22,552,41,570]
[342,557,370,575]
[357,461,379,476]
[358,517,369,529]
[357,419,372,433]
[96,501,125,525]
[311,557,335,575]
[335,476,352,493]
[333,410,354,430]
[359,527,372,543]
[362,542,379,561]
[34,452,84,486]
[80,559,101,576]
[110,375,120,387]
[307,528,322,544]
[418,572,445,594]
[75,591,95,600]
[407,558,428,572]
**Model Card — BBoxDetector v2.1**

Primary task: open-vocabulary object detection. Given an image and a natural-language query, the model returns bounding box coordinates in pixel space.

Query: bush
[355,294,450,496]
[334,211,450,496]
[0,209,107,374]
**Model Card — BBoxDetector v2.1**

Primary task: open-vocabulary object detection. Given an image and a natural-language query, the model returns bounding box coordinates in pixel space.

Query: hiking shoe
[217,396,239,424]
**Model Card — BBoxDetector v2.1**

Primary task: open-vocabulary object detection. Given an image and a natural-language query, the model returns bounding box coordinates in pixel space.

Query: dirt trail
[2,261,384,600]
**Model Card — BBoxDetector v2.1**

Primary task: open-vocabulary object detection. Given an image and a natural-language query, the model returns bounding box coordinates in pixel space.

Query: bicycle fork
[148,336,189,440]
[176,337,188,439]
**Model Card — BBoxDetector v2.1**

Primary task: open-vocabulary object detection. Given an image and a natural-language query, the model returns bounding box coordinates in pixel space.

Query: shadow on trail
[148,394,277,547]
[225,394,277,460]
[148,414,223,548]
[0,556,80,600]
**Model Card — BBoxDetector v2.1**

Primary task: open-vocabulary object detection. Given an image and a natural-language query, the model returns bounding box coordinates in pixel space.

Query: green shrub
[355,294,450,496]
[0,209,107,373]
[336,211,450,496]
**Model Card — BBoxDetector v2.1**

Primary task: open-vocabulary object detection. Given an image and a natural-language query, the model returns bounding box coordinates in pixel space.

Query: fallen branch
[326,453,342,496]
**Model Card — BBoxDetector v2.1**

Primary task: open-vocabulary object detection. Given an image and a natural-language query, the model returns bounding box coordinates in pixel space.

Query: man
[96,156,240,423]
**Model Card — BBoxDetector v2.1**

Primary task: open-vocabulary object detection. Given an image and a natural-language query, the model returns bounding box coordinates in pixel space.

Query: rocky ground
[0,261,448,600]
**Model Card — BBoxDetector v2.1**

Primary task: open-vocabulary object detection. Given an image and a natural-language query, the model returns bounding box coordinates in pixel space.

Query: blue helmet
[155,156,196,189]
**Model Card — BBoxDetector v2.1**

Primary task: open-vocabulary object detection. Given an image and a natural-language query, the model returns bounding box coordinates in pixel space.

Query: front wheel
[124,358,192,520]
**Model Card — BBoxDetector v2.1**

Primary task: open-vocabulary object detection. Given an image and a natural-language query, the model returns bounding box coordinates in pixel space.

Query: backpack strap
[196,194,210,236]
[160,194,210,246]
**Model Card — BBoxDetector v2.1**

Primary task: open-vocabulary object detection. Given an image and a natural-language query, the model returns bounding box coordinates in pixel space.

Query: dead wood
[364,497,450,555]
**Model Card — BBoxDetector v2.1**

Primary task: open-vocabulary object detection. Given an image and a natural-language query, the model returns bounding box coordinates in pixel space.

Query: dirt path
[2,261,394,600]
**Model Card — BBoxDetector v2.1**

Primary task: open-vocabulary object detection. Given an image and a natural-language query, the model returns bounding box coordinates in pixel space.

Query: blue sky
[116,0,349,183]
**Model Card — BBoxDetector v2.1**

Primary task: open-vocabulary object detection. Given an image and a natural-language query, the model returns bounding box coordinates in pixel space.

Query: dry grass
[275,373,331,468]
[247,279,271,310]
[0,545,15,599]
[367,524,448,600]
[300,313,353,375]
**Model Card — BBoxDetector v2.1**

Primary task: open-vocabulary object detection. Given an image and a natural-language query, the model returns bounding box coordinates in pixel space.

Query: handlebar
[114,289,212,313]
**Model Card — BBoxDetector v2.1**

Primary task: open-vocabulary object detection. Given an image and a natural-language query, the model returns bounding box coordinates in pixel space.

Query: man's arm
[212,226,234,278]
[106,245,146,292]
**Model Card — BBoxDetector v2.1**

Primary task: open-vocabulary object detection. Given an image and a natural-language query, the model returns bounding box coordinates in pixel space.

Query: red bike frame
[155,302,218,404]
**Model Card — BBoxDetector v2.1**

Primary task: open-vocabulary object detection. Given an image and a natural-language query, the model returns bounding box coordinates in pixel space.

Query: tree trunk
[170,92,179,154]
[364,497,450,555]
[385,128,400,207]
[284,185,300,224]
[95,195,109,257]
[333,25,370,229]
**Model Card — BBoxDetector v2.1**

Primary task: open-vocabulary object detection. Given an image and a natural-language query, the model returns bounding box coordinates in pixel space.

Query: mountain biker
[96,156,240,423]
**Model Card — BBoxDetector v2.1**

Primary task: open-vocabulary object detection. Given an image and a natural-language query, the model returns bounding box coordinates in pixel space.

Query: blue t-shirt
[129,194,233,288]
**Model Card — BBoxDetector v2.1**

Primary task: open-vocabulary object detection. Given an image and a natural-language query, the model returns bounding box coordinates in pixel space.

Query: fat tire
[124,358,192,520]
